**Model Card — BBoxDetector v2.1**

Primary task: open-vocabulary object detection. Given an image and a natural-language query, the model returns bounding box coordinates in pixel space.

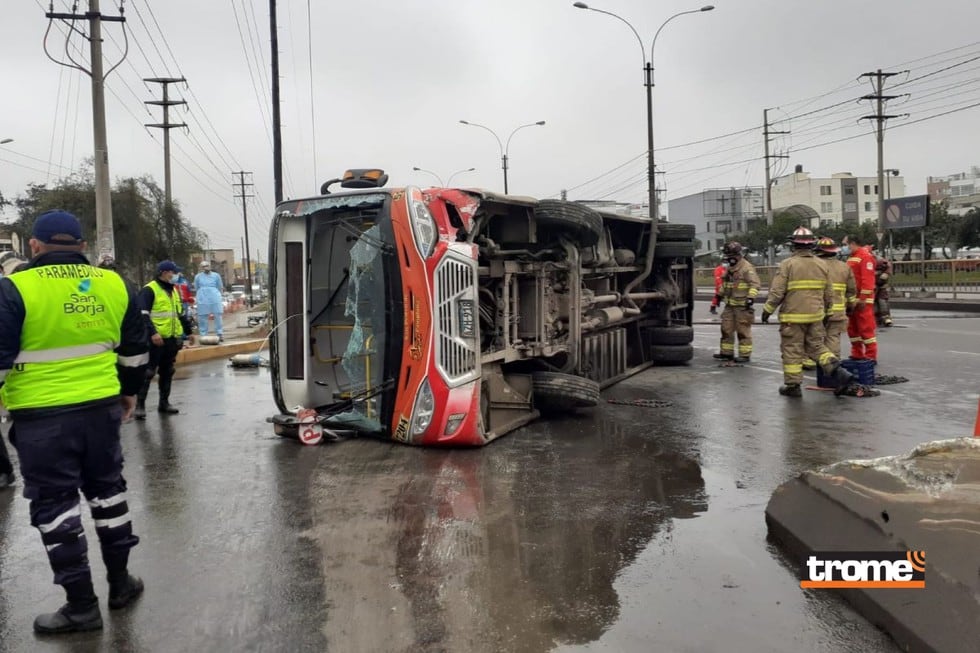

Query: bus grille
[435,256,479,385]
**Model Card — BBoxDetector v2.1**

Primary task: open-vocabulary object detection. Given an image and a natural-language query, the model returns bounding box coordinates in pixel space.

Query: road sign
[882,195,930,230]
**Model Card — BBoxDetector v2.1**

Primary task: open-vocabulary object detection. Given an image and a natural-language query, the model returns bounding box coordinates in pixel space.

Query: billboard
[883,195,930,230]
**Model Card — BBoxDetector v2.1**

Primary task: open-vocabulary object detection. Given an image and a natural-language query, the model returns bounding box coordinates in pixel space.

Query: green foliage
[11,167,206,283]
[729,210,876,257]
[957,207,980,248]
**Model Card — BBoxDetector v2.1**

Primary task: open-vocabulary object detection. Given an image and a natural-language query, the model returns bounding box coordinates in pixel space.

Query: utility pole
[763,109,789,264]
[269,0,283,204]
[44,0,126,260]
[859,69,902,248]
[144,77,187,249]
[233,171,255,306]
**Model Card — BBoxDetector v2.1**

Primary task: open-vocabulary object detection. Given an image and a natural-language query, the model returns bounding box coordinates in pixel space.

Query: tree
[12,166,205,282]
[957,207,980,248]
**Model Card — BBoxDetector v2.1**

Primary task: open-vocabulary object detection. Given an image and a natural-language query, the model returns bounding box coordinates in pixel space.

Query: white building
[769,166,905,227]
[666,187,764,255]
[928,167,980,215]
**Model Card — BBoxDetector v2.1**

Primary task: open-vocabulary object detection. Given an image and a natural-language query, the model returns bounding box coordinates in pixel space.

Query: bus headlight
[410,378,435,436]
[409,197,438,258]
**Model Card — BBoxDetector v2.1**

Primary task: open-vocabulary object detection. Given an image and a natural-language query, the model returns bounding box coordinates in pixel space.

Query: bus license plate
[457,299,475,337]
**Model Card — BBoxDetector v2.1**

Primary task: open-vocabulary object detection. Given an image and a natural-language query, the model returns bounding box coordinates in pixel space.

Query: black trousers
[10,403,139,589]
[138,337,182,407]
[0,426,13,476]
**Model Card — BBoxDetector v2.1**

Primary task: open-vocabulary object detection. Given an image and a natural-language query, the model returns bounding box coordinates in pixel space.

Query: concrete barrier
[177,339,268,364]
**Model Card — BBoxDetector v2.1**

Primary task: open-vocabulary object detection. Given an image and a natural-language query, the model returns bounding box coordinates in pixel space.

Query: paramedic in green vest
[0,210,149,633]
[135,260,193,420]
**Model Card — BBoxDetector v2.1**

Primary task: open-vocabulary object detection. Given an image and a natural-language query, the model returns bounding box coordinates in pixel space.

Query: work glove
[845,304,855,317]
[761,310,771,324]
[744,297,754,310]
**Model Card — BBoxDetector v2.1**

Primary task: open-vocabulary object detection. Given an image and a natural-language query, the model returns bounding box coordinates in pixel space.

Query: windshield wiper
[314,377,396,416]
[331,217,395,255]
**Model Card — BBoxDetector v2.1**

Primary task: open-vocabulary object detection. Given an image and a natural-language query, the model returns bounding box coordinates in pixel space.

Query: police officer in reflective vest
[135,261,193,420]
[761,227,854,397]
[0,210,148,633]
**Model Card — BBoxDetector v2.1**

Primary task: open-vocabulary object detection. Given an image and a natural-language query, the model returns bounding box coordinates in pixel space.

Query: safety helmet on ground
[814,236,838,256]
[722,241,743,257]
[789,226,816,247]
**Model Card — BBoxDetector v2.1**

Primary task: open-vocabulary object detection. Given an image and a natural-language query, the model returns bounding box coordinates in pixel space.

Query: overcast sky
[2,0,979,254]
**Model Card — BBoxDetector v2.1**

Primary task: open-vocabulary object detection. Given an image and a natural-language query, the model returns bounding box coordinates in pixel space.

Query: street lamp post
[459,120,545,194]
[447,167,476,186]
[412,166,444,186]
[884,168,899,255]
[573,3,714,221]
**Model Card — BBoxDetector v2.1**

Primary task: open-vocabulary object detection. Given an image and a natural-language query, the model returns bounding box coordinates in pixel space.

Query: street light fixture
[459,120,546,194]
[447,167,476,186]
[573,3,714,221]
[412,166,444,186]
[0,139,12,145]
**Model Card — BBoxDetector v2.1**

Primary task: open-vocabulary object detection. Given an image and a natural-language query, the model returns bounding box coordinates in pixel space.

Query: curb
[176,339,268,364]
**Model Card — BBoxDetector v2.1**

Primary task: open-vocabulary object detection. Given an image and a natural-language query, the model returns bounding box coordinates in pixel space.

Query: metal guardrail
[695,259,980,299]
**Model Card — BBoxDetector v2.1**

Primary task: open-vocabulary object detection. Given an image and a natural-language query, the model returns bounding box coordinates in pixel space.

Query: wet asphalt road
[1,307,978,652]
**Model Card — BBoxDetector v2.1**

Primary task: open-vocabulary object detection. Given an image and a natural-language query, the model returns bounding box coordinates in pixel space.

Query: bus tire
[531,372,601,412]
[650,344,694,365]
[657,223,696,242]
[647,325,694,346]
[535,200,604,248]
[654,241,696,259]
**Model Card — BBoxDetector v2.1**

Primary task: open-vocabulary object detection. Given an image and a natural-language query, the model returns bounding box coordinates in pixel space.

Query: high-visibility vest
[146,280,184,338]
[1,264,128,409]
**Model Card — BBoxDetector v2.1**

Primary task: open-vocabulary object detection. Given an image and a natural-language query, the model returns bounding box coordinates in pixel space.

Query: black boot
[833,365,855,396]
[158,371,178,414]
[35,579,102,634]
[734,356,751,363]
[713,353,734,360]
[108,574,145,610]
[158,404,179,414]
[34,601,103,634]
[134,400,146,421]
[779,384,802,397]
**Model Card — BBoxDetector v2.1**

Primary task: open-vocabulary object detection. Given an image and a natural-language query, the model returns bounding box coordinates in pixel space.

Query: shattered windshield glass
[326,224,390,432]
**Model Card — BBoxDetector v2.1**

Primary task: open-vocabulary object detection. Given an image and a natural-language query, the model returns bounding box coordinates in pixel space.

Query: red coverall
[711,264,725,309]
[846,245,877,360]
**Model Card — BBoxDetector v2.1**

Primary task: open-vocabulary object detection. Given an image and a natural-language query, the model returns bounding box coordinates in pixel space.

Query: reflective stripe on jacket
[0,264,128,409]
[824,258,857,321]
[762,250,834,323]
[145,280,184,338]
[720,258,761,307]
[847,246,876,302]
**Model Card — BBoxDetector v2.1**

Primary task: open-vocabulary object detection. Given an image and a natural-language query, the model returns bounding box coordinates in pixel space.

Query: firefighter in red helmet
[814,236,856,357]
[761,227,854,396]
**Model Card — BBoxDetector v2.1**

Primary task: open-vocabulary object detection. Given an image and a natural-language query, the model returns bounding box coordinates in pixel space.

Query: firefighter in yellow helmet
[814,236,857,357]
[712,241,760,362]
[761,227,854,396]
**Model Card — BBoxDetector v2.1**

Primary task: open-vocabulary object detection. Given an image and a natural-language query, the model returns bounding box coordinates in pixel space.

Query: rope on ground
[607,398,673,408]
[874,374,909,385]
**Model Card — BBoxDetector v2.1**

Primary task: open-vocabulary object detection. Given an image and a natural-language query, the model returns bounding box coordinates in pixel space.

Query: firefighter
[761,227,854,397]
[842,234,878,361]
[709,260,725,314]
[712,241,760,362]
[874,255,894,327]
[814,236,857,357]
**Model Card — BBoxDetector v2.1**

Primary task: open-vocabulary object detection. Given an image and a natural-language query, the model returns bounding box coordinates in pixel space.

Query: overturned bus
[267,169,695,446]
